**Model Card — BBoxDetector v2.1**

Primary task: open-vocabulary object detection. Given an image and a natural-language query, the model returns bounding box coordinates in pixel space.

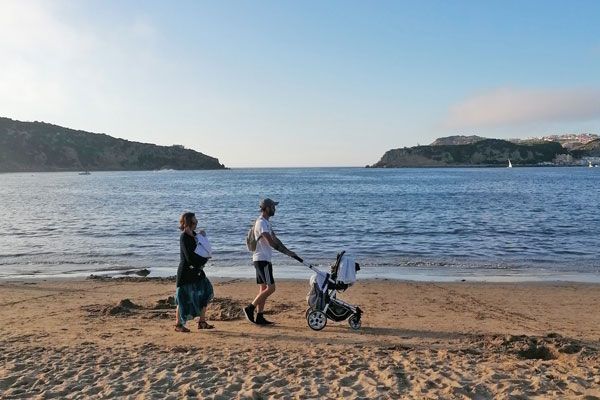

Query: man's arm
[262,232,298,259]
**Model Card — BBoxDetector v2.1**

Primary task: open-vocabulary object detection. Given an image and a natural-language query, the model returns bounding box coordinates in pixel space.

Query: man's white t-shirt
[252,216,273,262]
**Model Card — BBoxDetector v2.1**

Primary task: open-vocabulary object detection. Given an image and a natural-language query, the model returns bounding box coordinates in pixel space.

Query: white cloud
[0,1,92,56]
[0,1,90,113]
[129,16,159,41]
[0,1,161,128]
[444,87,600,129]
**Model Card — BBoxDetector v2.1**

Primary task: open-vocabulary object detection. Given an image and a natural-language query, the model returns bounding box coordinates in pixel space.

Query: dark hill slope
[0,117,225,172]
[370,139,567,168]
[571,138,600,157]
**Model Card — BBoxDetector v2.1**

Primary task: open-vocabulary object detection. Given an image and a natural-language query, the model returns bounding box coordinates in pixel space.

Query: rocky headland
[0,117,226,172]
[370,134,599,168]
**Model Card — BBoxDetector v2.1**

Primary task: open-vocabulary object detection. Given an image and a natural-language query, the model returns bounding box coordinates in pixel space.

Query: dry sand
[1,277,599,399]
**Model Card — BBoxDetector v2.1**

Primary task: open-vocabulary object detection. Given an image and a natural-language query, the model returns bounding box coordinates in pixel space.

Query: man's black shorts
[254,261,275,285]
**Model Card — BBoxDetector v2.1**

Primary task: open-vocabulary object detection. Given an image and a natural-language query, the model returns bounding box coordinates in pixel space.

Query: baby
[194,230,213,259]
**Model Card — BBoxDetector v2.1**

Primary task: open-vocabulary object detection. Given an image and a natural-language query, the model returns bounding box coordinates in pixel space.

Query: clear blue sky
[1,1,599,166]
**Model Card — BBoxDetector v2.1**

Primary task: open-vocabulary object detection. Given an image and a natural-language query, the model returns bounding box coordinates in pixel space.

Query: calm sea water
[1,167,599,282]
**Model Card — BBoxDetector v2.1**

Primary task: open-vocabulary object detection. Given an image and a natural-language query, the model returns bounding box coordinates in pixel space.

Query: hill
[369,139,567,168]
[511,134,599,149]
[430,135,487,146]
[571,138,600,158]
[0,117,226,172]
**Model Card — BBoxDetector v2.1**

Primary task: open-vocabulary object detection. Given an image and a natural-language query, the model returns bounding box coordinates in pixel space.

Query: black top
[177,232,208,287]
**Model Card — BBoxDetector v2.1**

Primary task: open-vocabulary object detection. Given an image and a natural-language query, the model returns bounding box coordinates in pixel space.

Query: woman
[175,212,214,332]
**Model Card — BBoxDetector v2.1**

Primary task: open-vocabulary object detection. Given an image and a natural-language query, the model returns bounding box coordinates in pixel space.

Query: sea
[1,167,599,282]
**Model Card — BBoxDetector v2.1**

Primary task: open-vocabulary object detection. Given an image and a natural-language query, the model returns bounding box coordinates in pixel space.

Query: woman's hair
[179,212,196,231]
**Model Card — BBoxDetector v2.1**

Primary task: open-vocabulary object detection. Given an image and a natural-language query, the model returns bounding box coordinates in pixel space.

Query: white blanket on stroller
[337,254,356,284]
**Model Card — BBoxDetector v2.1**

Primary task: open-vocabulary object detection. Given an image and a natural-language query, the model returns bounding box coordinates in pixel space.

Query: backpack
[245,226,256,252]
[246,222,262,252]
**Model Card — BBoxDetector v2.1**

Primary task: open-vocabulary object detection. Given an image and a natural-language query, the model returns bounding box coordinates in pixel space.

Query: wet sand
[1,277,599,399]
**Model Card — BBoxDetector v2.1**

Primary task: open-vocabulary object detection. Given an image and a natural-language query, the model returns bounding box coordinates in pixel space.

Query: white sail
[508,159,512,168]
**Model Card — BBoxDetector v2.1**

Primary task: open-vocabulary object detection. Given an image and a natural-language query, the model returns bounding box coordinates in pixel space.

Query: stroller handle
[295,257,319,272]
[291,254,313,268]
[292,255,311,267]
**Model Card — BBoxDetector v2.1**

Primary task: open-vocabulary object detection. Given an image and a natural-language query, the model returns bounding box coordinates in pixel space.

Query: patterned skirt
[175,277,214,325]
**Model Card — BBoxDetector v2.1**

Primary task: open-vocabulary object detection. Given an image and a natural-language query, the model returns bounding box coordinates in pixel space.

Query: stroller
[303,251,363,331]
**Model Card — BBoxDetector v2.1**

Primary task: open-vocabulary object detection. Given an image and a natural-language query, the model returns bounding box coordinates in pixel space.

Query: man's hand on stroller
[270,234,303,262]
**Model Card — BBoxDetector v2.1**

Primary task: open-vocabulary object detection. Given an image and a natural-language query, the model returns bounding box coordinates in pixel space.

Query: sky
[1,1,600,167]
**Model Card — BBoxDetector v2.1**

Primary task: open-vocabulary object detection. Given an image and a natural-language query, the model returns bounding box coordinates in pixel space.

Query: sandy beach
[1,277,599,399]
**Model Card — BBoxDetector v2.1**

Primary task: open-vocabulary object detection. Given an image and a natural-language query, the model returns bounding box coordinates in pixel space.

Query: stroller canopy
[335,253,357,285]
[308,251,359,294]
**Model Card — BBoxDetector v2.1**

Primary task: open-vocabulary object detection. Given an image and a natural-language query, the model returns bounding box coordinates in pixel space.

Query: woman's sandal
[197,320,214,330]
[174,324,190,333]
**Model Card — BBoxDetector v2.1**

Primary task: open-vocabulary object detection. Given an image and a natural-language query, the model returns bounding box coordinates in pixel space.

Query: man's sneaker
[255,313,274,325]
[243,304,255,323]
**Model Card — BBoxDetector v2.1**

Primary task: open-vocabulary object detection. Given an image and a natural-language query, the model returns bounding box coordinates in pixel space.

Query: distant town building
[586,157,600,164]
[512,133,599,150]
[541,133,598,144]
[554,154,574,164]
[542,133,599,150]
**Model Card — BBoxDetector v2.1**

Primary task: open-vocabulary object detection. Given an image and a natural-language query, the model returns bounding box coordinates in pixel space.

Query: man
[243,198,301,325]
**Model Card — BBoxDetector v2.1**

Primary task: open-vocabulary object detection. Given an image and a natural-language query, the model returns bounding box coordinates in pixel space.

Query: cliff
[571,138,600,157]
[0,117,226,172]
[430,135,487,146]
[370,139,567,168]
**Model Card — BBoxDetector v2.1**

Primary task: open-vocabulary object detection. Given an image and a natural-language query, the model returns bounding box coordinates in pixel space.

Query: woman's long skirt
[175,277,214,326]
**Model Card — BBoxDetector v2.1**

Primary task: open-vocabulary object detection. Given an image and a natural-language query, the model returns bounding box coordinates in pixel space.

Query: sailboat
[508,159,513,168]
[588,160,593,168]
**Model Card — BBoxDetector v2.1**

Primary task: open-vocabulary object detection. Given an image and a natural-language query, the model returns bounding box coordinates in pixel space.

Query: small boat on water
[508,159,513,168]
[78,171,91,175]
[588,160,593,168]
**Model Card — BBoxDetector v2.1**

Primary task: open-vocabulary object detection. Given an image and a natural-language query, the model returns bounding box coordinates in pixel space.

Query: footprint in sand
[250,375,266,384]
[269,378,288,388]
[0,376,19,390]
[339,376,355,386]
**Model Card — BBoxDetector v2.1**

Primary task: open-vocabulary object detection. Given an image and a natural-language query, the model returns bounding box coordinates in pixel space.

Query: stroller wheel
[307,310,327,331]
[305,307,312,319]
[348,315,361,330]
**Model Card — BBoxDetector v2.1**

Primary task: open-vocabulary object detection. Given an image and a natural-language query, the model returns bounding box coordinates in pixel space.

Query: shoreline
[3,266,600,284]
[1,278,599,398]
[367,164,595,168]
[3,165,597,173]
[5,274,600,286]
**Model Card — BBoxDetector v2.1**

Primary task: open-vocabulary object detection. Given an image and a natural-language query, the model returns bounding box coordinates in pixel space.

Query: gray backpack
[246,223,262,252]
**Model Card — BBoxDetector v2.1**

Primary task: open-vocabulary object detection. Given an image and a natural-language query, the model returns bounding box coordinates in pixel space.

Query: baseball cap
[259,198,279,209]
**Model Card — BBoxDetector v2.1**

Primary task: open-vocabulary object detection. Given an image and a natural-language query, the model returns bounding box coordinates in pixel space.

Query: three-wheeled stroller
[303,251,362,331]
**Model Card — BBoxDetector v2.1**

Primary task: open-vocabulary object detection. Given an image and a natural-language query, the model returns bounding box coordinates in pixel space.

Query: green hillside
[0,117,226,172]
[370,139,567,168]
[571,138,600,157]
